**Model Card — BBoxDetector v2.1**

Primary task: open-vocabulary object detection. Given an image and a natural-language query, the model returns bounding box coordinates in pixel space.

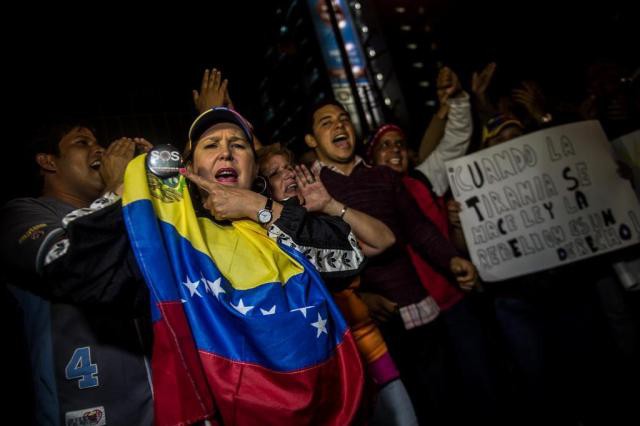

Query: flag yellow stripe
[123,156,304,290]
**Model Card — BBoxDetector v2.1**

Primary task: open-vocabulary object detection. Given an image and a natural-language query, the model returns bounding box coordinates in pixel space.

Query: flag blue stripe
[123,199,350,372]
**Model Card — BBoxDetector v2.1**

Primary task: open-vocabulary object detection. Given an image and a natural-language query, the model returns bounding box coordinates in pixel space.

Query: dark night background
[3,1,636,204]
[2,3,638,424]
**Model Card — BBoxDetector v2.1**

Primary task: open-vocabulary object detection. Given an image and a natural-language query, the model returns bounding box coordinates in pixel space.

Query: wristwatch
[257,198,274,224]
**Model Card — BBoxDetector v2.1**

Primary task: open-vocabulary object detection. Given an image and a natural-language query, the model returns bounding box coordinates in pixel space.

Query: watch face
[258,209,272,223]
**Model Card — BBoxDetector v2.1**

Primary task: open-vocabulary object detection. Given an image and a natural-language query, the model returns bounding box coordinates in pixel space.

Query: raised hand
[294,164,334,213]
[512,81,550,124]
[471,62,497,100]
[192,68,232,113]
[437,66,463,104]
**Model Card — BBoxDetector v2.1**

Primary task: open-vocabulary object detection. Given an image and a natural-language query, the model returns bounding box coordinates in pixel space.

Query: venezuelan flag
[122,156,364,425]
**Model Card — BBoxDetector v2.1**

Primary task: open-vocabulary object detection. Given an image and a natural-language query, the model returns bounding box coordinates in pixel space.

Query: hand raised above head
[437,66,463,104]
[512,81,550,124]
[472,62,497,99]
[193,68,233,113]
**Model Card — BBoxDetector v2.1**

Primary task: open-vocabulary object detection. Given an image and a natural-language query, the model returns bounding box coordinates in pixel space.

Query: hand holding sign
[446,121,640,281]
[450,257,478,291]
[447,199,462,229]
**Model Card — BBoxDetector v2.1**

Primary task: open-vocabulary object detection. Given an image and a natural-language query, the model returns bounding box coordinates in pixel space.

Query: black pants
[379,316,451,426]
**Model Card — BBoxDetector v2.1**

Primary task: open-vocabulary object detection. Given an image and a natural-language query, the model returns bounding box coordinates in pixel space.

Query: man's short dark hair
[28,118,97,189]
[16,117,96,197]
[30,117,97,157]
[304,98,348,137]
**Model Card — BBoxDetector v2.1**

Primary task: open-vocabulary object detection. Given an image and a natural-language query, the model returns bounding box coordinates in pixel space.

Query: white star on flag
[231,299,254,315]
[291,305,315,318]
[311,313,328,338]
[260,305,277,315]
[203,276,225,299]
[182,277,202,298]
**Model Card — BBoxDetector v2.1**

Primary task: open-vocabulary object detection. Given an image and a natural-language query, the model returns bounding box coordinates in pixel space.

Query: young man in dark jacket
[304,100,478,425]
[1,122,154,426]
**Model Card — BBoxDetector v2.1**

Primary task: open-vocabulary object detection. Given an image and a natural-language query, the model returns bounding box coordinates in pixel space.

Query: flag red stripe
[152,302,215,426]
[199,333,364,425]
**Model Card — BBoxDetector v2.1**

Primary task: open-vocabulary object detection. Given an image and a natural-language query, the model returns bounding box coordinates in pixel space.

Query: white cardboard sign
[446,121,640,282]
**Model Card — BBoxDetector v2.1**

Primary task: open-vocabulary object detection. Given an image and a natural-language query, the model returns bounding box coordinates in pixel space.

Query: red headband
[366,124,406,160]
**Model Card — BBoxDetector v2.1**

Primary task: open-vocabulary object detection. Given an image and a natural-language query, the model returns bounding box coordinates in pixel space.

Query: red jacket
[402,174,465,311]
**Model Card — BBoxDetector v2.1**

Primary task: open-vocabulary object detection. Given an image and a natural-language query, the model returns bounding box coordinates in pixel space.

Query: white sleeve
[61,192,121,227]
[268,224,364,275]
[42,192,121,269]
[415,92,472,196]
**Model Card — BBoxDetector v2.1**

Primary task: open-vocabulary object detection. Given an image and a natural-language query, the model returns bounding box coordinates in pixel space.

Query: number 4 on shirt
[65,347,99,389]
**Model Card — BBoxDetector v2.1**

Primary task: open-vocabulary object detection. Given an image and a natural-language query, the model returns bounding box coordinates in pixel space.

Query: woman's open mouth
[215,167,238,183]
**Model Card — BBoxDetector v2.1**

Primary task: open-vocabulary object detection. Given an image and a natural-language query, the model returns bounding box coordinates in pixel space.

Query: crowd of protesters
[2,56,639,426]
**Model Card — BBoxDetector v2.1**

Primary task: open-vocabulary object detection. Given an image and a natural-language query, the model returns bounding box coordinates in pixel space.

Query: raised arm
[418,66,459,162]
[415,67,472,196]
[294,164,396,256]
[471,62,498,127]
[192,68,234,114]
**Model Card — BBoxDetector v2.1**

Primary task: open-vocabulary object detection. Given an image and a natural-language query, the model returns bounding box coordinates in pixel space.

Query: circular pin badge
[146,144,183,178]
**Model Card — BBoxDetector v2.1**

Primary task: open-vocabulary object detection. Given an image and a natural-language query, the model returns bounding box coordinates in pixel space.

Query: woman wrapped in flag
[121,107,367,425]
